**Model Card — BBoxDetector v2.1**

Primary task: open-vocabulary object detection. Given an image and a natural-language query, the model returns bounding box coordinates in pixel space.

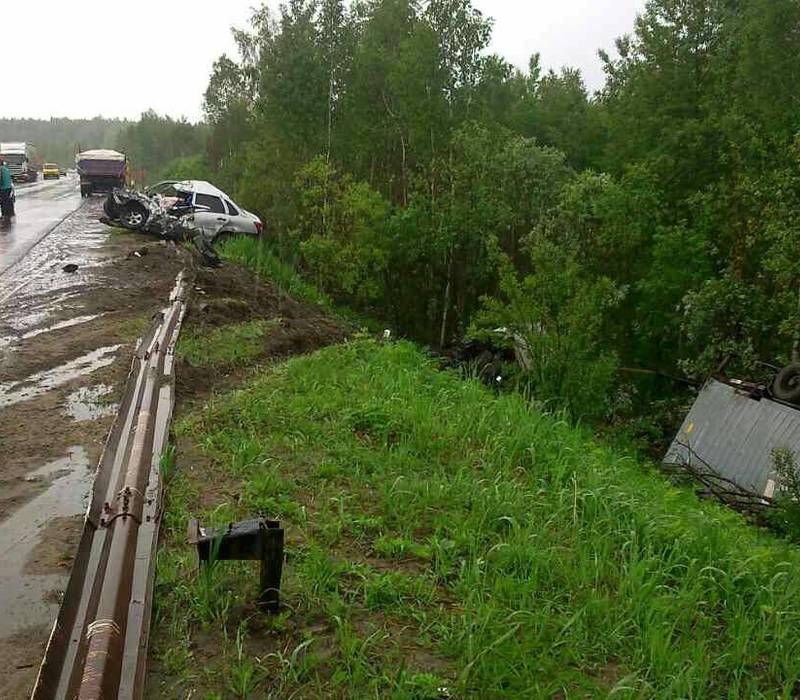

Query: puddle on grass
[0,345,121,408]
[0,447,93,636]
[63,384,118,421]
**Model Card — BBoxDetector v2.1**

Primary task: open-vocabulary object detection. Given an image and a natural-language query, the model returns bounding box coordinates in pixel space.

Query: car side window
[195,193,226,214]
[225,199,240,215]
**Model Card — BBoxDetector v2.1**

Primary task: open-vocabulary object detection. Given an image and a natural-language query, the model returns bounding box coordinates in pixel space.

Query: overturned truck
[664,378,800,506]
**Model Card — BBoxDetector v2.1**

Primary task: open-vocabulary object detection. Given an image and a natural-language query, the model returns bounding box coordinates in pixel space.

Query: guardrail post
[188,517,285,613]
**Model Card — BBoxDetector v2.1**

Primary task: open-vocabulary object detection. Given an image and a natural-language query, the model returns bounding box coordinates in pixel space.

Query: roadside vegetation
[150,329,800,698]
[218,236,332,309]
[110,0,800,447]
[59,0,800,446]
[178,318,277,369]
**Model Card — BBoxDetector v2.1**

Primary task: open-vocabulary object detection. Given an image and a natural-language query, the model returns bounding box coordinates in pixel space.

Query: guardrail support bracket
[188,516,284,612]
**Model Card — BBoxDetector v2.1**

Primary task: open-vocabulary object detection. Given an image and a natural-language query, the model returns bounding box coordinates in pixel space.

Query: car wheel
[773,363,800,404]
[120,204,148,230]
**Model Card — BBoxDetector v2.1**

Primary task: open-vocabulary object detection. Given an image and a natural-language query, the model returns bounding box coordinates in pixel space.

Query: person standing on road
[0,158,14,222]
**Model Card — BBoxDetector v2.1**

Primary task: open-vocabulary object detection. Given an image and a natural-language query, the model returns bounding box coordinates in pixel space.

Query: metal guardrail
[30,271,189,700]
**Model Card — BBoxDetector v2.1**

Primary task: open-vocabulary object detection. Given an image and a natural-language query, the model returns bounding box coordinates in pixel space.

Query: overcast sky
[1,0,646,122]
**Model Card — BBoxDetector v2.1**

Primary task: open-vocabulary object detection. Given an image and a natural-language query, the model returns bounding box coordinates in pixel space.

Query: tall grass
[154,338,800,697]
[218,236,332,308]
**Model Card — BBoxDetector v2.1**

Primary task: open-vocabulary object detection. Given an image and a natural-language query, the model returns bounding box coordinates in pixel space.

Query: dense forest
[0,117,127,165]
[185,0,800,429]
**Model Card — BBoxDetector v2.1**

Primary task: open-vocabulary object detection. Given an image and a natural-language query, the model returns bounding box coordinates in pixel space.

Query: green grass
[218,235,376,331]
[218,236,332,308]
[178,318,277,368]
[116,312,155,343]
[150,338,800,698]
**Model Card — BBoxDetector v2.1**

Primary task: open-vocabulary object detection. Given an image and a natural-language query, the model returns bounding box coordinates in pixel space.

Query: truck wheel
[773,363,800,404]
[120,204,148,230]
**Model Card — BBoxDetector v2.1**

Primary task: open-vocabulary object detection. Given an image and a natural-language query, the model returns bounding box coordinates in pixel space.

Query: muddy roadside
[176,263,351,404]
[0,201,186,699]
[145,260,351,699]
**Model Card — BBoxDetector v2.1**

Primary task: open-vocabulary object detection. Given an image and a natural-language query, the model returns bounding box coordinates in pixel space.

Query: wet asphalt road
[0,176,184,699]
[0,183,188,698]
[0,175,82,277]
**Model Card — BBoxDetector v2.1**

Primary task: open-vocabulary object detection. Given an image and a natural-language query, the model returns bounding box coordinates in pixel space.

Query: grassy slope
[179,319,277,368]
[150,332,800,699]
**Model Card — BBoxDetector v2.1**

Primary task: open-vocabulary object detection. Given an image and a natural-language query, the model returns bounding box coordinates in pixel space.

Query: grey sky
[1,0,646,122]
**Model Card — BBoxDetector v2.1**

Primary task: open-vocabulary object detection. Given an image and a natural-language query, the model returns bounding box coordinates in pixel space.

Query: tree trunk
[439,247,453,349]
[400,133,408,206]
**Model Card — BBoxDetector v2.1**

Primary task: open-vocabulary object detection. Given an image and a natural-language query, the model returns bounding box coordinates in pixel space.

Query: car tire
[773,363,800,404]
[120,204,148,230]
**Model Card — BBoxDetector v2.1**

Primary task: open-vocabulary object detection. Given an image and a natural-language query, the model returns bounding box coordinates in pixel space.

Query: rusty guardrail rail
[30,271,189,700]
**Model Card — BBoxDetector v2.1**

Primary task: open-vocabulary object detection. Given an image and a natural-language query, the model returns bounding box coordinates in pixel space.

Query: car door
[192,192,229,241]
[221,197,257,236]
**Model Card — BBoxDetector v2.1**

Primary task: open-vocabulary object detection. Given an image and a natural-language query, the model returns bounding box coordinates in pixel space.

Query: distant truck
[76,149,127,197]
[0,142,38,183]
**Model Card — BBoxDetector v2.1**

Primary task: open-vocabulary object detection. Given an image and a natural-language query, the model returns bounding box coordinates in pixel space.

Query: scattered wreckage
[100,180,263,267]
[664,368,800,513]
[461,325,800,513]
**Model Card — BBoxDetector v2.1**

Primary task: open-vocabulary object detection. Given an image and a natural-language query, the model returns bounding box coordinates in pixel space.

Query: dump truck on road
[76,149,127,197]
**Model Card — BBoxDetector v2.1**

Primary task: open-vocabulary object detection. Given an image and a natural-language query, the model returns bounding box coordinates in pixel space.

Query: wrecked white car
[103,180,263,243]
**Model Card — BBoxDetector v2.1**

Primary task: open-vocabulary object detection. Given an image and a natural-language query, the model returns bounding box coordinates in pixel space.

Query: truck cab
[0,143,38,183]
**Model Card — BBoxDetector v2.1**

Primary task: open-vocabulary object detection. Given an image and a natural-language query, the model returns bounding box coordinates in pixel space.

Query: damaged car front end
[101,179,263,267]
[102,180,262,242]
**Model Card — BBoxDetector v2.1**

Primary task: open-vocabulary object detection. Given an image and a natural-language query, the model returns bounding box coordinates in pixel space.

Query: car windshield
[146,182,179,196]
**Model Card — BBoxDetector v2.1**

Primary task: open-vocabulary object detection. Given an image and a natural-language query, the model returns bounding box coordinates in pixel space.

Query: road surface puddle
[0,314,102,349]
[63,384,118,421]
[0,447,92,636]
[0,345,121,408]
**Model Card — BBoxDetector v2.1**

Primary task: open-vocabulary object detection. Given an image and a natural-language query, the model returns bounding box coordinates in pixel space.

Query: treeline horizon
[0,113,206,171]
[0,117,130,165]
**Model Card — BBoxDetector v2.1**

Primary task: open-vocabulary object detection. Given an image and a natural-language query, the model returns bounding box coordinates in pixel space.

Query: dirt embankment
[177,263,350,400]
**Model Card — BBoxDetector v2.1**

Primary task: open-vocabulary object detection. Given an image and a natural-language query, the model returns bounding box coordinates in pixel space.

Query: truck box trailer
[76,149,127,197]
